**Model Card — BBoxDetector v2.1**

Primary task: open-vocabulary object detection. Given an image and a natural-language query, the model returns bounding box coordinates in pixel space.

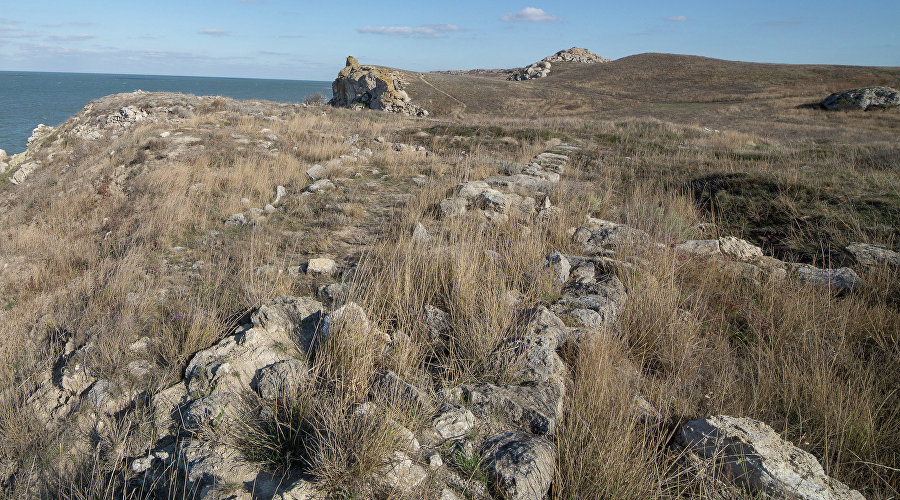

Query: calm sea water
[0,71,332,154]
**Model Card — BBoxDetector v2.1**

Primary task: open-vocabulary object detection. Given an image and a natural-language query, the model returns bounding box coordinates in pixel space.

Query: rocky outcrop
[822,86,899,111]
[9,161,40,185]
[481,431,556,500]
[845,242,899,268]
[542,47,610,64]
[26,124,55,147]
[675,416,865,500]
[508,47,609,81]
[508,61,551,81]
[114,290,581,498]
[330,56,428,116]
[436,148,566,223]
[671,236,862,292]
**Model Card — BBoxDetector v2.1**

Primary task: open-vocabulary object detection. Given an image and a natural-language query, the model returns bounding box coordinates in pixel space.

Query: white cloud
[47,33,95,41]
[39,21,93,28]
[501,7,560,23]
[356,24,461,39]
[198,29,231,36]
[0,30,37,39]
[665,15,688,22]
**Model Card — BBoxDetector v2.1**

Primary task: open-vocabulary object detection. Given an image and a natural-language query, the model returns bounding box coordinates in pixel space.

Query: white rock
[306,179,335,193]
[273,185,287,205]
[306,164,327,181]
[791,264,861,293]
[412,222,431,243]
[433,406,476,440]
[455,180,491,200]
[718,236,763,261]
[306,258,337,275]
[10,162,39,185]
[845,242,899,268]
[677,415,865,500]
[274,479,320,500]
[675,239,721,257]
[131,456,154,474]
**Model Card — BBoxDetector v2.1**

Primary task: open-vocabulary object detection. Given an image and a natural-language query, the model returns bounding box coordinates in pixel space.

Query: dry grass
[0,63,898,498]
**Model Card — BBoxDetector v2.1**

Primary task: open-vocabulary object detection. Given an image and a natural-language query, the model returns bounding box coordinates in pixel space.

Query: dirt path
[418,74,467,114]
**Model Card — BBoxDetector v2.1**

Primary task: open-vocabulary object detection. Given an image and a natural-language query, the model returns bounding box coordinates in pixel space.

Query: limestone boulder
[481,431,556,500]
[822,86,899,111]
[330,56,428,116]
[845,243,899,268]
[718,236,763,261]
[675,415,865,500]
[790,264,861,293]
[464,381,564,436]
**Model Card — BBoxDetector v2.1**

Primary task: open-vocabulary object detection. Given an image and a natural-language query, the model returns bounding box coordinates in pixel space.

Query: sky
[0,0,897,81]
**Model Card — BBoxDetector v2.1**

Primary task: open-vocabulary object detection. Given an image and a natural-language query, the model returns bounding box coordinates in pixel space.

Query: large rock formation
[509,61,552,81]
[508,47,609,81]
[822,86,899,110]
[330,56,428,116]
[542,47,610,64]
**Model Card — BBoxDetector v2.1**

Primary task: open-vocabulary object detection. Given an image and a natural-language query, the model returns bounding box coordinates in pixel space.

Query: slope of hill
[0,52,897,499]
[405,53,900,141]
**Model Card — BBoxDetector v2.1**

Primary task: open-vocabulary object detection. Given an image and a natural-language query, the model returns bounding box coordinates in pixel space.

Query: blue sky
[0,0,896,81]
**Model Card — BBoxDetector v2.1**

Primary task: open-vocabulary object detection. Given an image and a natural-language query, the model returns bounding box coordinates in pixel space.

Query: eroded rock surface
[845,242,899,268]
[330,56,428,116]
[675,415,865,500]
[542,47,610,64]
[509,47,609,80]
[481,431,556,500]
[822,86,899,111]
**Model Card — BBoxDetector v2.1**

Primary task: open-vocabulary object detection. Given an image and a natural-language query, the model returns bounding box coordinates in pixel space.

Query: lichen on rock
[822,86,899,110]
[329,55,428,117]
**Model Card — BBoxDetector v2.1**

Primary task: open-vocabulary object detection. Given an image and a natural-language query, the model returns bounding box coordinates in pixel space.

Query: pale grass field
[0,98,896,498]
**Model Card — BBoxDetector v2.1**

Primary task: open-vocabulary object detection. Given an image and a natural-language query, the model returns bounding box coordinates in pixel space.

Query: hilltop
[0,51,898,499]
[403,53,900,140]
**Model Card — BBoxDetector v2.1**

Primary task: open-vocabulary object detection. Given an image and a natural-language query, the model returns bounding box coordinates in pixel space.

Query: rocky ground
[0,67,898,500]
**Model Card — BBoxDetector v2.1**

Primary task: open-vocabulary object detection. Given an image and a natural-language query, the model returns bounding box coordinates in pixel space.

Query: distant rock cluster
[508,47,609,81]
[822,86,899,110]
[509,61,552,81]
[542,46,611,64]
[330,56,428,116]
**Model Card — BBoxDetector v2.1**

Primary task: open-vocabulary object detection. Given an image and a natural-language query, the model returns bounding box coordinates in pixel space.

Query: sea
[0,71,332,154]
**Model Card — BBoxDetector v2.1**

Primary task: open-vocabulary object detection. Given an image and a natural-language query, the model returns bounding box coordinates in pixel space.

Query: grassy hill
[404,53,900,142]
[0,53,897,499]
